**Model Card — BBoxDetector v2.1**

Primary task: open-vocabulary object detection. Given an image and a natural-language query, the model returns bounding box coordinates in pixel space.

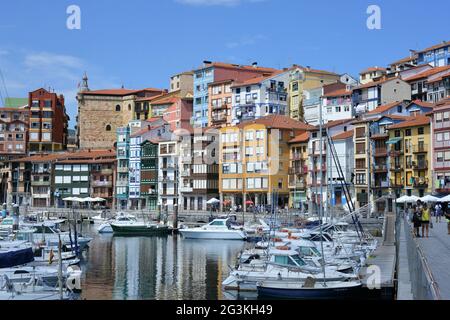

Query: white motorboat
[97,223,113,233]
[222,249,357,291]
[179,219,247,240]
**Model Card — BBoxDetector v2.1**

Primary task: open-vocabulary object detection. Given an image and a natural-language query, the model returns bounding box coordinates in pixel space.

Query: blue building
[115,126,131,209]
[192,61,278,128]
[416,41,450,67]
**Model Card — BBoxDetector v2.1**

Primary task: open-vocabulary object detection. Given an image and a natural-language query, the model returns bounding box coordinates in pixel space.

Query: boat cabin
[269,249,315,268]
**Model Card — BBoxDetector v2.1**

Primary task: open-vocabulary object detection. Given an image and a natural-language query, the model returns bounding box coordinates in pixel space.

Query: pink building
[430,98,450,192]
[162,97,193,131]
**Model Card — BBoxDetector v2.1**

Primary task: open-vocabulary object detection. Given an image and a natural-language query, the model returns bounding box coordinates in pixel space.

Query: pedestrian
[407,205,414,223]
[445,209,450,235]
[412,205,422,237]
[421,203,431,238]
[435,203,443,223]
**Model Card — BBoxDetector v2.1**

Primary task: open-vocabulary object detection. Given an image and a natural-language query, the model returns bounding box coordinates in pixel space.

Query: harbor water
[79,223,252,300]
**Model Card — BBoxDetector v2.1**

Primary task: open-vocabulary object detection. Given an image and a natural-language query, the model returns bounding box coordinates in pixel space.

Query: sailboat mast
[318,95,327,286]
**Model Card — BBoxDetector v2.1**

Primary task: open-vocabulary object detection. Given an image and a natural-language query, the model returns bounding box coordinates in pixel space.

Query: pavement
[415,220,450,300]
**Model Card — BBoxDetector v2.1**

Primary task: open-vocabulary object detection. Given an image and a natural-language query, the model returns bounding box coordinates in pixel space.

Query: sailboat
[254,101,364,299]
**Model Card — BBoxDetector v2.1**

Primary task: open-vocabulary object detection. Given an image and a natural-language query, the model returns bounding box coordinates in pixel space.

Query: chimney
[252,62,258,68]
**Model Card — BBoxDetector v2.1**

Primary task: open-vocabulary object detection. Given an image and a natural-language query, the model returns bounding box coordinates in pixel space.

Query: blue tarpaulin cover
[0,247,34,268]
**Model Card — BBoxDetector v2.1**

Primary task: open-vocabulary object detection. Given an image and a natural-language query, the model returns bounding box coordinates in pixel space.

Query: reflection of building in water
[113,238,141,299]
[81,236,115,300]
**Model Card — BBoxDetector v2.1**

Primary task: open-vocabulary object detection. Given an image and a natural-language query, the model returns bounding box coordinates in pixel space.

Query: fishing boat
[179,218,247,240]
[96,214,136,234]
[257,278,363,299]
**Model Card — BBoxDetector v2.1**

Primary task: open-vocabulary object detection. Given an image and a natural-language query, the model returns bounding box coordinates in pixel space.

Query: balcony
[288,178,306,190]
[159,176,175,182]
[211,104,227,110]
[309,164,326,172]
[434,120,450,130]
[161,163,176,170]
[289,166,308,175]
[412,177,428,188]
[180,186,193,193]
[180,170,191,177]
[389,149,404,156]
[92,180,113,188]
[374,164,388,172]
[31,180,51,186]
[413,161,428,170]
[372,180,390,188]
[374,148,388,157]
[390,180,404,188]
[308,146,327,156]
[390,164,403,172]
[211,115,227,123]
[117,167,129,173]
[413,144,428,153]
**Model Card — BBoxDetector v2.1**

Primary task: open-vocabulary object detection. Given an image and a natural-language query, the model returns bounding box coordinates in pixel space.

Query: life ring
[272,237,283,242]
[276,246,290,250]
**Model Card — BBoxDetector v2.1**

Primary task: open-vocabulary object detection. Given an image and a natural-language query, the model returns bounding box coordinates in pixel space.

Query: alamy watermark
[66,5,81,30]
[367,5,381,30]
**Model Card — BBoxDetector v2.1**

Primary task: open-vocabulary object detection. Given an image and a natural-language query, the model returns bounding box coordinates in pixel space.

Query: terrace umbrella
[395,195,411,204]
[206,198,220,205]
[440,195,450,202]
[419,195,440,203]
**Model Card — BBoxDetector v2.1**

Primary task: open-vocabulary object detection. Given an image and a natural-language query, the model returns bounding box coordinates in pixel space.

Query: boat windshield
[209,220,225,226]
[289,254,306,267]
[298,246,321,257]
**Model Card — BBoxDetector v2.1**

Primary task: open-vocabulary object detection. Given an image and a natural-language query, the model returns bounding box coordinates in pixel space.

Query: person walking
[412,205,422,238]
[445,208,450,235]
[421,203,431,238]
[435,203,443,223]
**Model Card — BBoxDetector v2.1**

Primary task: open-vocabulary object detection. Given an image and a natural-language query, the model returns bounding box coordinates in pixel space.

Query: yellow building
[387,115,431,197]
[288,132,309,209]
[219,115,313,212]
[288,66,340,121]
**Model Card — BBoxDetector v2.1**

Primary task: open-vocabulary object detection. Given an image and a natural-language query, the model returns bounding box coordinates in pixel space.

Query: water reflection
[81,225,247,300]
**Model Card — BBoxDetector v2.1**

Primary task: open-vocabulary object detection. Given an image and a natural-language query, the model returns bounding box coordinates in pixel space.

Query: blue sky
[0,0,449,128]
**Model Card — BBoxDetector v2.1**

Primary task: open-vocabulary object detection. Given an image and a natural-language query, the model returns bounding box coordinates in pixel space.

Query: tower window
[115,105,121,112]
[106,125,112,131]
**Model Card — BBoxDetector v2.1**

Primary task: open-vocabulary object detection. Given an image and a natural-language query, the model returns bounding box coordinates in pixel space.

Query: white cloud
[176,0,266,7]
[226,34,267,49]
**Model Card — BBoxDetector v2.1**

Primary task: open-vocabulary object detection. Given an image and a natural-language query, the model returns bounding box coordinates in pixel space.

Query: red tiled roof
[390,56,416,66]
[311,118,354,130]
[231,71,284,87]
[14,150,116,163]
[404,66,450,82]
[83,88,166,97]
[236,115,315,131]
[408,100,434,108]
[151,97,179,106]
[360,67,387,74]
[366,101,403,115]
[288,132,309,144]
[388,115,430,129]
[322,89,352,98]
[202,62,278,74]
[135,93,168,102]
[332,129,354,141]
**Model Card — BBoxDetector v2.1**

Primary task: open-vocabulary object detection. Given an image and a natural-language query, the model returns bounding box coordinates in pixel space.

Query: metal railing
[402,215,441,300]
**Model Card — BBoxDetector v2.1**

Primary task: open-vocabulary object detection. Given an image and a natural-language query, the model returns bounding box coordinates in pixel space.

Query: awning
[386,137,402,144]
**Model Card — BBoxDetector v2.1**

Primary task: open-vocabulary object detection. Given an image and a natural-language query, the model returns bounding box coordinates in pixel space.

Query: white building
[231,71,290,125]
[158,140,180,212]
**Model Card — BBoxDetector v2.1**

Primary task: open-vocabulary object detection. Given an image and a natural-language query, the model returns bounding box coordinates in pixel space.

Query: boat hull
[179,230,246,240]
[110,224,170,236]
[257,282,363,299]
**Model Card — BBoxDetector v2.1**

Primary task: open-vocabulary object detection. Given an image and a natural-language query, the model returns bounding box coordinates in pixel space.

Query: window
[355,127,366,138]
[356,173,366,185]
[115,105,121,112]
[418,127,424,135]
[256,130,265,140]
[397,105,402,113]
[245,147,254,156]
[106,125,112,131]
[42,133,51,141]
[405,129,411,136]
[245,131,254,141]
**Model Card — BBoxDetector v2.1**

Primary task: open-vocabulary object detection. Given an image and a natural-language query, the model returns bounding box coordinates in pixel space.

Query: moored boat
[179,218,247,240]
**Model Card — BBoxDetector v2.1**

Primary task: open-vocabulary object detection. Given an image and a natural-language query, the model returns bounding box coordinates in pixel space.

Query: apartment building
[179,128,219,212]
[0,107,29,157]
[28,88,69,153]
[288,66,341,121]
[288,132,309,210]
[429,100,450,193]
[387,116,432,197]
[169,71,194,96]
[219,115,314,212]
[416,41,450,67]
[231,71,291,125]
[403,66,450,102]
[322,83,354,123]
[359,67,387,85]
[208,79,233,128]
[192,61,277,128]
[140,139,159,211]
[352,78,411,114]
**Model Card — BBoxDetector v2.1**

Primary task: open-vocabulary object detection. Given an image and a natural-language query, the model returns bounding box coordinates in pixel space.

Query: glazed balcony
[92,180,113,188]
[180,186,194,193]
[289,166,308,175]
[434,120,450,130]
[434,160,450,169]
